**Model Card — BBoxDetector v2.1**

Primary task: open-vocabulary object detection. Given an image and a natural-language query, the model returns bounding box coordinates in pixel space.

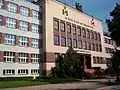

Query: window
[19,21,28,31]
[19,36,28,47]
[31,69,39,75]
[60,22,65,32]
[98,33,101,41]
[4,51,15,62]
[83,41,87,50]
[91,31,94,39]
[93,57,97,64]
[18,69,28,75]
[78,27,81,36]
[5,34,16,45]
[6,17,16,28]
[61,37,66,46]
[54,35,59,45]
[32,38,39,48]
[94,32,97,40]
[78,40,82,49]
[18,53,28,63]
[7,2,17,13]
[32,24,39,33]
[87,29,90,38]
[0,0,4,9]
[0,15,2,26]
[96,44,98,51]
[66,24,71,33]
[72,26,76,34]
[91,43,95,51]
[73,39,77,48]
[3,69,15,75]
[104,37,107,43]
[87,42,91,50]
[67,38,72,47]
[20,6,29,16]
[31,54,39,63]
[82,28,86,37]
[53,19,59,30]
[32,10,39,19]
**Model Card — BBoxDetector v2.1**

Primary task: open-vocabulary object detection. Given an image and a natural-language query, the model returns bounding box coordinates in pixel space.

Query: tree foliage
[106,3,120,81]
[51,47,84,78]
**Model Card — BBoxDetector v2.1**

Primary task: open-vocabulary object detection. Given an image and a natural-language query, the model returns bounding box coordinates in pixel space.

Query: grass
[0,78,80,89]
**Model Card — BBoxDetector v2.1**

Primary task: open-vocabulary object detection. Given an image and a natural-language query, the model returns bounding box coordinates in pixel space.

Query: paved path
[0,79,116,90]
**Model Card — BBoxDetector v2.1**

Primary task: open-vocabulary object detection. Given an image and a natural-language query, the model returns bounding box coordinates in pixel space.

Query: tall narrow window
[7,2,17,13]
[32,10,39,20]
[83,41,87,50]
[53,19,59,30]
[66,24,71,33]
[78,40,82,49]
[54,35,59,45]
[87,29,90,38]
[73,39,77,48]
[60,22,65,32]
[0,0,4,9]
[20,6,29,16]
[32,24,39,33]
[82,28,86,37]
[6,17,16,28]
[67,38,72,47]
[0,15,2,26]
[72,26,76,34]
[61,37,66,46]
[19,21,28,31]
[78,27,81,36]
[5,34,16,45]
[32,38,39,48]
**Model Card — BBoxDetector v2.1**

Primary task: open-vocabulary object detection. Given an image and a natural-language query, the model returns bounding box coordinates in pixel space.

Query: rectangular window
[20,21,28,31]
[61,37,66,46]
[93,57,97,64]
[66,24,71,33]
[3,69,15,75]
[67,38,72,47]
[4,51,15,62]
[54,35,59,45]
[0,0,4,9]
[0,15,2,26]
[98,33,101,41]
[5,34,16,45]
[87,42,91,50]
[94,32,97,40]
[20,6,29,16]
[72,26,76,34]
[31,54,39,63]
[19,36,28,47]
[91,31,94,39]
[32,24,39,33]
[60,22,65,32]
[6,17,16,28]
[78,27,81,36]
[73,39,77,48]
[18,69,28,75]
[31,69,39,75]
[18,53,28,63]
[32,10,39,20]
[91,43,95,51]
[7,2,17,13]
[78,40,82,49]
[96,44,98,51]
[53,19,59,30]
[83,41,87,50]
[82,28,86,37]
[87,29,90,38]
[32,38,39,48]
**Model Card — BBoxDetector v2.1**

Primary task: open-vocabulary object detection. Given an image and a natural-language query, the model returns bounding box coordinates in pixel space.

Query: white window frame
[18,69,28,75]
[32,38,39,48]
[18,53,28,63]
[0,0,4,9]
[19,36,28,47]
[20,21,28,31]
[6,17,16,28]
[3,69,15,75]
[31,69,39,75]
[32,24,39,33]
[5,34,16,45]
[32,10,39,19]
[20,6,29,16]
[7,2,17,13]
[31,54,39,63]
[4,51,15,62]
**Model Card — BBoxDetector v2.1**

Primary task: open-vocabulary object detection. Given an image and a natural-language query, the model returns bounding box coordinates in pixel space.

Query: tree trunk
[116,69,120,81]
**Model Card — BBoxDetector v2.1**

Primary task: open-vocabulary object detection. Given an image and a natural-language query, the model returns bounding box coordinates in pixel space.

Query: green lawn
[0,78,80,89]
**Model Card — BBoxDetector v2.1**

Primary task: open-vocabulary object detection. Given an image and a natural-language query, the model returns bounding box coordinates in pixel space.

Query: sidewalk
[0,79,116,90]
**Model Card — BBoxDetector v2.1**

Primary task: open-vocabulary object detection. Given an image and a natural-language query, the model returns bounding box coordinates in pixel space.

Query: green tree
[106,3,120,81]
[51,47,84,78]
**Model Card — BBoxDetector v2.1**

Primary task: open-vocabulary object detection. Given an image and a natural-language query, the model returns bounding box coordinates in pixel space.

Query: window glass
[6,17,16,28]
[54,35,59,45]
[19,36,28,47]
[20,6,29,16]
[61,37,66,46]
[20,21,28,31]
[5,34,16,45]
[7,2,17,13]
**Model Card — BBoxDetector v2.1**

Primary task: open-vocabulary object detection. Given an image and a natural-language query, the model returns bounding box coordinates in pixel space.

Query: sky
[60,0,120,32]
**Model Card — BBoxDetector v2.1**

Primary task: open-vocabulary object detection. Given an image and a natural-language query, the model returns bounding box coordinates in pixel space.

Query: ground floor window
[18,69,28,75]
[3,69,15,75]
[31,69,39,75]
